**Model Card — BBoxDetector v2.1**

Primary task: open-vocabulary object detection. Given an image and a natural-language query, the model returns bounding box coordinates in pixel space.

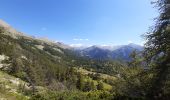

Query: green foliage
[31,90,114,100]
[97,81,104,91]
[0,71,30,100]
[128,50,143,68]
[83,80,95,92]
[76,73,84,90]
[144,0,170,99]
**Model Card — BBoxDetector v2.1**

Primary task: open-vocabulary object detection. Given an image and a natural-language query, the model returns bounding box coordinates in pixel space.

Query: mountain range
[75,44,143,61]
[0,19,143,61]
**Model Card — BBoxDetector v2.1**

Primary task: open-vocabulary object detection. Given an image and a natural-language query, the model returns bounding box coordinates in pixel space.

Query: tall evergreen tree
[97,81,104,90]
[128,50,143,68]
[145,0,170,99]
[83,81,92,92]
[76,73,84,90]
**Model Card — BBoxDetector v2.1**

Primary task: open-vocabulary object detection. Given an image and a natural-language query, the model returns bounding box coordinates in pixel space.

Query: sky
[0,0,158,47]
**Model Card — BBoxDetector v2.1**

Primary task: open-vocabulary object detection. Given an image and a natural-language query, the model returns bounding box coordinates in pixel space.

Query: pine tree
[145,0,170,99]
[97,81,104,90]
[76,73,83,90]
[128,50,143,68]
[90,81,96,91]
[83,81,92,92]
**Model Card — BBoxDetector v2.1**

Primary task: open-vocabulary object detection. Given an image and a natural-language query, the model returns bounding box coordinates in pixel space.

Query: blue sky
[0,0,158,46]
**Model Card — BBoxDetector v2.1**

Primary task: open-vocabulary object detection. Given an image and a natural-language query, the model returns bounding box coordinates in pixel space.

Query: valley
[0,20,145,99]
[0,0,170,99]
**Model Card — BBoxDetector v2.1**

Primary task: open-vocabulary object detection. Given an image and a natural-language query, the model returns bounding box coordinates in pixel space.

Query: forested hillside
[0,23,143,99]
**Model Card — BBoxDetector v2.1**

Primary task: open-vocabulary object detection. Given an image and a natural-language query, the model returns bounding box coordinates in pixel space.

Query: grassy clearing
[76,68,113,91]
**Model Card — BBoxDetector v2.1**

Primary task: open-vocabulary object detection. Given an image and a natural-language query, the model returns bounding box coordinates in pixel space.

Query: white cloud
[101,44,108,46]
[127,40,146,46]
[73,38,89,41]
[70,44,83,47]
[128,40,133,44]
[100,44,115,47]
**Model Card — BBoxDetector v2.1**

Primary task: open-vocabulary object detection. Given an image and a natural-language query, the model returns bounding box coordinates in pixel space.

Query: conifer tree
[97,81,104,90]
[76,73,83,90]
[128,50,143,68]
[145,0,170,99]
